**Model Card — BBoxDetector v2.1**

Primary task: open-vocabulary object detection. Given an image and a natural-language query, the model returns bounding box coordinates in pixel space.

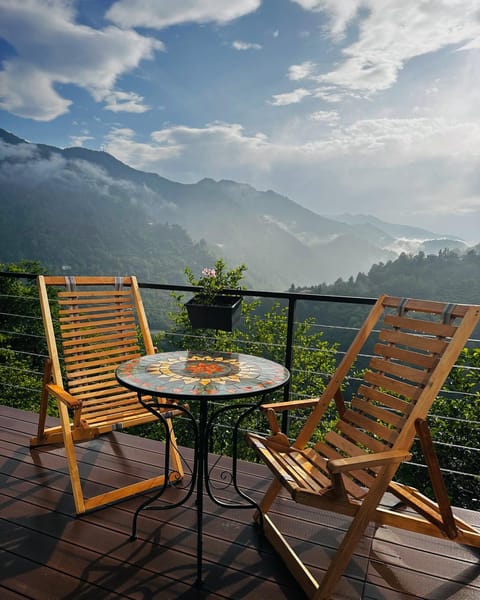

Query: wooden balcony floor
[1,405,479,599]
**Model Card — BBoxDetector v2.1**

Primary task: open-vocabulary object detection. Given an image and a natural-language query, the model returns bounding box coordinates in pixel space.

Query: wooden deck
[1,405,479,599]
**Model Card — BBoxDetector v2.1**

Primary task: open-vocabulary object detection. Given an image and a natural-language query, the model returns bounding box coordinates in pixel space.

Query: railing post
[282,296,296,435]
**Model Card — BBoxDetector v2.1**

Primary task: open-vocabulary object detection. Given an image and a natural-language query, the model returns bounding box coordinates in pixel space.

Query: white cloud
[0,141,67,183]
[0,0,162,121]
[103,91,150,113]
[288,0,480,100]
[101,116,480,239]
[0,139,37,162]
[288,61,317,81]
[269,88,311,106]
[105,127,184,166]
[308,110,339,125]
[69,135,94,147]
[0,138,178,210]
[291,0,362,39]
[107,0,261,29]
[312,86,349,103]
[104,123,272,184]
[318,117,480,163]
[104,117,480,179]
[232,40,262,51]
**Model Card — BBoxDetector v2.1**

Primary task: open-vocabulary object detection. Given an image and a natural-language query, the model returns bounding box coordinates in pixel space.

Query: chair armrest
[46,383,82,409]
[261,399,321,436]
[260,398,320,412]
[328,450,411,473]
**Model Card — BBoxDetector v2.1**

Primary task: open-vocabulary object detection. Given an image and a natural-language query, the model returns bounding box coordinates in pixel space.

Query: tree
[396,346,480,510]
[0,261,52,413]
[145,296,339,458]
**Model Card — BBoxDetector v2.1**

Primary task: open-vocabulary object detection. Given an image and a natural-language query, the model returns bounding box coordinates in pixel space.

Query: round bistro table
[116,349,290,587]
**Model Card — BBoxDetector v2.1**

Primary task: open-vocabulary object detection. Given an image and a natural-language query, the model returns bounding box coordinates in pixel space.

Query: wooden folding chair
[31,275,184,514]
[247,295,480,599]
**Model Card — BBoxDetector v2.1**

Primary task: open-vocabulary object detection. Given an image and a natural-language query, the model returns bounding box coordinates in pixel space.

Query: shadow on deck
[1,405,479,599]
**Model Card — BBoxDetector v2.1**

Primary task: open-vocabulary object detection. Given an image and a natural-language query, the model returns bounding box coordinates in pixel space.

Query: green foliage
[293,249,480,508]
[157,295,338,458]
[2,256,478,510]
[315,249,480,303]
[295,248,480,351]
[1,178,215,307]
[0,261,55,415]
[184,259,247,304]
[396,347,480,510]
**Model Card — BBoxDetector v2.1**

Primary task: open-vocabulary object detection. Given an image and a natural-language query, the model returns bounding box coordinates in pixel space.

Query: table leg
[130,398,198,540]
[195,398,208,588]
[204,397,266,510]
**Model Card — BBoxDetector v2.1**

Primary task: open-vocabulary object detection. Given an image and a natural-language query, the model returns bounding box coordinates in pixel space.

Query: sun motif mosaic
[116,350,289,399]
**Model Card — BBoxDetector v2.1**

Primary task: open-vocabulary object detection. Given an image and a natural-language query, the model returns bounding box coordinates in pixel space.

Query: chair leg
[36,359,52,443]
[57,401,86,514]
[257,478,283,519]
[415,418,457,538]
[314,466,400,600]
[63,408,185,514]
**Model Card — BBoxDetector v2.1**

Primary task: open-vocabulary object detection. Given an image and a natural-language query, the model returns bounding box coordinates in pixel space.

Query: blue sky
[1,0,480,241]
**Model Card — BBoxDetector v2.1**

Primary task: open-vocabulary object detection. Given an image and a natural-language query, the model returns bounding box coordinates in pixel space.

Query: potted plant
[184,259,246,331]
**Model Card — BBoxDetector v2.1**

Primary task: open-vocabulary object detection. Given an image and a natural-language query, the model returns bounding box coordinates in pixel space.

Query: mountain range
[0,128,470,289]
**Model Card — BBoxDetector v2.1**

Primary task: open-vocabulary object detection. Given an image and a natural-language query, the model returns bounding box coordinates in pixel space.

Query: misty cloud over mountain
[0,129,469,289]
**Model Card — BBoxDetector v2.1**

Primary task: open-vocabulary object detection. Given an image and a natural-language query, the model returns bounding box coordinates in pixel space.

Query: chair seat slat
[370,357,430,385]
[249,437,302,494]
[58,290,131,300]
[71,386,138,403]
[66,356,140,378]
[384,314,457,337]
[357,385,412,414]
[64,343,139,363]
[351,397,406,429]
[374,343,438,369]
[314,441,374,494]
[282,454,323,491]
[60,313,135,327]
[342,408,399,444]
[337,420,389,453]
[83,403,145,419]
[65,348,140,367]
[62,330,138,348]
[364,370,421,400]
[378,329,448,353]
[60,315,136,333]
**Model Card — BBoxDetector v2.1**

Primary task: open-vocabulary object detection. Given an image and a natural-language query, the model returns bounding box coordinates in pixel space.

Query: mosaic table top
[116,350,290,400]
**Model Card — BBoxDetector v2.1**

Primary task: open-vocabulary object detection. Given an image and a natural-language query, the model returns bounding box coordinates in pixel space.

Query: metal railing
[0,271,479,510]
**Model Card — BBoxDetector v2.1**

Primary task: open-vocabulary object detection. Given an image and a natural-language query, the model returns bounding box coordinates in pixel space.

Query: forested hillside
[306,249,480,302]
[2,128,471,289]
[293,249,480,346]
[1,179,214,283]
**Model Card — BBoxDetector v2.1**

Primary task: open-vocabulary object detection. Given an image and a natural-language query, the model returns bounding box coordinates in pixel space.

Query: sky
[1,0,480,242]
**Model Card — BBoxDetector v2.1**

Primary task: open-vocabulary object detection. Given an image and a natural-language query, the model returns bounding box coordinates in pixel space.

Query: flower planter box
[185,295,242,331]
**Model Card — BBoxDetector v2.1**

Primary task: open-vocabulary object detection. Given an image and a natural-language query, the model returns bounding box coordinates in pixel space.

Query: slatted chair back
[33,275,183,514]
[248,295,480,600]
[48,275,156,430]
[299,296,476,502]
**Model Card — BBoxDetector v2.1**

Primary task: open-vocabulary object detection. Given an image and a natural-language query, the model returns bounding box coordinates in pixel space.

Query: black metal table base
[131,394,265,587]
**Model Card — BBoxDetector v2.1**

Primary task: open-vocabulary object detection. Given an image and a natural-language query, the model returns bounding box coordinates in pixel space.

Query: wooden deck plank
[1,405,479,599]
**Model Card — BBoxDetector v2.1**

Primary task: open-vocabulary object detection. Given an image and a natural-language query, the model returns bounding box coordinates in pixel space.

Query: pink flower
[201,267,216,278]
